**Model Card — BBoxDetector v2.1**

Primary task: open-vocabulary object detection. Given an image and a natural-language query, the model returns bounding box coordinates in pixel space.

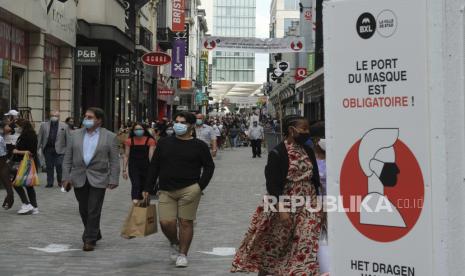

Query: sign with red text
[172,0,185,32]
[158,89,173,96]
[324,0,432,276]
[142,52,171,66]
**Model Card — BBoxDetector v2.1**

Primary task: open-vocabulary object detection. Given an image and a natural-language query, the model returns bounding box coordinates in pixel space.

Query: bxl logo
[356,12,376,39]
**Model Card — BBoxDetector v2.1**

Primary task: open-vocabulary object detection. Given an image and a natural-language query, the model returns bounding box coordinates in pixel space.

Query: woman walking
[122,123,156,203]
[11,119,39,215]
[231,115,322,275]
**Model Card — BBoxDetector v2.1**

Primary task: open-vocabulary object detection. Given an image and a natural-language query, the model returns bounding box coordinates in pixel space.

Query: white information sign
[324,0,432,275]
[203,36,305,53]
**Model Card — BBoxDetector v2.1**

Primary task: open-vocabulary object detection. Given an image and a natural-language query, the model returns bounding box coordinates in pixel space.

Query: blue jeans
[44,147,64,187]
[230,136,238,148]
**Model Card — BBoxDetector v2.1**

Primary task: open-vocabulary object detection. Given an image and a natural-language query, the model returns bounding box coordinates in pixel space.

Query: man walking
[144,112,215,268]
[248,121,264,158]
[62,107,120,252]
[194,113,217,157]
[38,111,69,187]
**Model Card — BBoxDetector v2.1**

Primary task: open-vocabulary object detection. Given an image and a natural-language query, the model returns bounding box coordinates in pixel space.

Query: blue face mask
[134,129,144,137]
[196,119,203,125]
[173,123,188,136]
[83,119,95,129]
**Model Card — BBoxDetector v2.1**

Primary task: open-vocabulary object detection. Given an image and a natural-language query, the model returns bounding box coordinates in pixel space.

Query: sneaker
[17,204,33,215]
[170,244,179,262]
[176,254,188,267]
[32,208,39,215]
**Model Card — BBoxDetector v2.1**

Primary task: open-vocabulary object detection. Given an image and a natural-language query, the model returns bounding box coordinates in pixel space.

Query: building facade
[211,0,256,83]
[0,0,76,126]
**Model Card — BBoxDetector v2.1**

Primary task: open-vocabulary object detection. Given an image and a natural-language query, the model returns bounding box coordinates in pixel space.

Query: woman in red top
[122,123,156,203]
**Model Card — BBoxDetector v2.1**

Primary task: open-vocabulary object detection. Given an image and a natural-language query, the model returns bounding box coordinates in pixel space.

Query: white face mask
[15,127,22,134]
[50,116,59,122]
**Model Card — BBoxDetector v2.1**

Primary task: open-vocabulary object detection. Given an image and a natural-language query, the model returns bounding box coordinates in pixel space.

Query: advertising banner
[172,0,185,32]
[203,36,305,53]
[171,39,186,78]
[324,0,432,275]
[199,59,206,86]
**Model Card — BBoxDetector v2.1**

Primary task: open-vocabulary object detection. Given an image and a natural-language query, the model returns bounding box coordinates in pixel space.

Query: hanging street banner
[324,0,431,275]
[172,0,185,32]
[199,50,209,86]
[173,23,189,53]
[208,64,213,89]
[171,39,186,78]
[203,36,306,53]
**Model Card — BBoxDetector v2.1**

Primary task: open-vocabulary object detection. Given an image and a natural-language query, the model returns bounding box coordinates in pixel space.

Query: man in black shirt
[143,112,215,268]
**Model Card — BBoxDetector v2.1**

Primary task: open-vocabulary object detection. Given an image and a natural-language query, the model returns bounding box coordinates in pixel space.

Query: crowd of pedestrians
[0,108,328,275]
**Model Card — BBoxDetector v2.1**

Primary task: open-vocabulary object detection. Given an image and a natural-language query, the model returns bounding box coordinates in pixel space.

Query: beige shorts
[158,183,202,221]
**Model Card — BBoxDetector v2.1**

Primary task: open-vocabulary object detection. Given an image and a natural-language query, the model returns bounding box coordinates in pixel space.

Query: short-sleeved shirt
[124,136,157,147]
[195,125,216,147]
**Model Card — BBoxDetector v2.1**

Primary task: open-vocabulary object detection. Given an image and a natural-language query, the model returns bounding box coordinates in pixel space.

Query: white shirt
[248,125,264,140]
[195,124,216,146]
[3,133,19,145]
[0,136,6,157]
[212,125,221,137]
[83,128,100,166]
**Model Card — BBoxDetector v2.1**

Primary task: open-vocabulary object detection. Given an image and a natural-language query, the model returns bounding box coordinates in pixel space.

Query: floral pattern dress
[231,141,322,275]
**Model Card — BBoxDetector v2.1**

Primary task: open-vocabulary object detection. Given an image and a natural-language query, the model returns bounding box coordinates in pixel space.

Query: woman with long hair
[11,119,39,215]
[232,115,323,275]
[122,123,156,204]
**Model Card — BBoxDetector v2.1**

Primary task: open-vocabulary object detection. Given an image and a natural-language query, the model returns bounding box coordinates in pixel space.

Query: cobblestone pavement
[0,147,267,276]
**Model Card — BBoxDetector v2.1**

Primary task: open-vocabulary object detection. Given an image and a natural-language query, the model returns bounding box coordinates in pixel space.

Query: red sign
[172,0,185,32]
[304,9,313,21]
[142,52,171,66]
[295,68,307,81]
[158,89,174,96]
[340,133,424,242]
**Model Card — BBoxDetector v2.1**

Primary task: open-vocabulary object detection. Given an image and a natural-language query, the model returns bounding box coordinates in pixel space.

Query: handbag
[121,198,158,239]
[13,153,40,187]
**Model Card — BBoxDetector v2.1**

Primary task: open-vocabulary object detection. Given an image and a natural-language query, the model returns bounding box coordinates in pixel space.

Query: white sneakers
[170,244,180,262]
[170,244,188,267]
[176,254,188,268]
[17,204,34,215]
[32,208,39,215]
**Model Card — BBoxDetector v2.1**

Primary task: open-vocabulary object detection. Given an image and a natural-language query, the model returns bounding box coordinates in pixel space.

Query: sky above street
[255,0,272,84]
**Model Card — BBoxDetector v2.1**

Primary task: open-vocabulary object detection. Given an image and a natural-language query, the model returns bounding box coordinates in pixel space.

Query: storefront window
[44,41,59,120]
[0,59,11,118]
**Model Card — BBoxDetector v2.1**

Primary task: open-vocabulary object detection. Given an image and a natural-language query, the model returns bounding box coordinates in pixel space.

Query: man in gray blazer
[38,111,69,188]
[62,107,120,252]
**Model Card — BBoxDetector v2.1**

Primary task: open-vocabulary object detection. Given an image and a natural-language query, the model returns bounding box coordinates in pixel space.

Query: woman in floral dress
[232,115,322,276]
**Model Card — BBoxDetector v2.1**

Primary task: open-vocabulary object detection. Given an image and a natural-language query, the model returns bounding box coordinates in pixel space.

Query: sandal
[2,194,14,210]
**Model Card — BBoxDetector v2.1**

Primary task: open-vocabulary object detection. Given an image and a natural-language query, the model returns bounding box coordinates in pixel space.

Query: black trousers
[0,157,13,198]
[14,186,37,207]
[251,139,262,157]
[128,164,147,200]
[43,146,63,187]
[74,180,106,243]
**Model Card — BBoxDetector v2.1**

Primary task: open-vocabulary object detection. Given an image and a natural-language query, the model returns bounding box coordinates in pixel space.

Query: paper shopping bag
[121,201,157,239]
